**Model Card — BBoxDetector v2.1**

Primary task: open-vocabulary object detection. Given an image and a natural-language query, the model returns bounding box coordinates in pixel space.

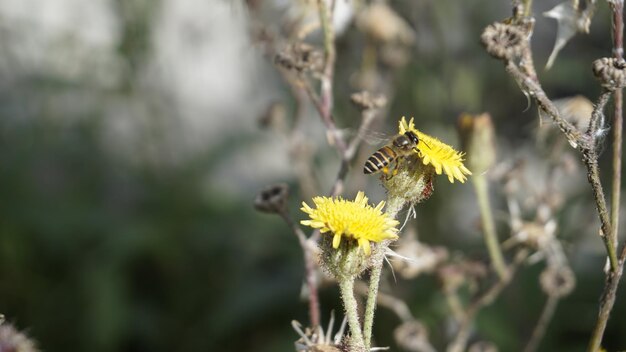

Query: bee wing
[333,128,393,145]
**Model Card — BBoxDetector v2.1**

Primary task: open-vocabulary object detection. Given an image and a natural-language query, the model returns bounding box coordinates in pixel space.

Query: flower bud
[382,155,435,205]
[320,235,372,281]
[457,113,496,175]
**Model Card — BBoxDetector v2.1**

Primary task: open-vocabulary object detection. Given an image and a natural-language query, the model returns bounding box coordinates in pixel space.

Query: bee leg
[383,166,398,181]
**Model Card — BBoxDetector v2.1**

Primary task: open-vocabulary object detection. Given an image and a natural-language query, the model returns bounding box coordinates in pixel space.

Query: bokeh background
[0,0,625,351]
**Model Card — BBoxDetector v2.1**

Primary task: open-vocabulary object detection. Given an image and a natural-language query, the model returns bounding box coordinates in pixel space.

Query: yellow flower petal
[301,192,400,255]
[398,116,472,183]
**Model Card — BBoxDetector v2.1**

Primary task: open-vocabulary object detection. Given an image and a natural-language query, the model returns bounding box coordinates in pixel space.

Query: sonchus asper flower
[399,117,472,183]
[301,191,399,255]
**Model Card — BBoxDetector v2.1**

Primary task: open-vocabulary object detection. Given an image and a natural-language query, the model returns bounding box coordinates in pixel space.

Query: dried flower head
[399,117,472,183]
[481,22,526,61]
[544,1,592,69]
[301,192,399,256]
[254,183,290,214]
[390,235,448,279]
[394,320,435,352]
[350,91,387,111]
[592,57,626,90]
[293,313,347,352]
[540,265,576,298]
[275,43,324,74]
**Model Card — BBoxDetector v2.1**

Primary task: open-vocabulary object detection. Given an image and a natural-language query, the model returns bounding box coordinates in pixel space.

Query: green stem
[362,197,406,349]
[472,174,508,280]
[338,277,365,349]
[363,248,384,350]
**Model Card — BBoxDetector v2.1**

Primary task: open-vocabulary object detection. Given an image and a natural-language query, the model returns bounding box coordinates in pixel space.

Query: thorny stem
[338,277,365,349]
[280,212,321,328]
[524,295,560,352]
[473,173,508,280]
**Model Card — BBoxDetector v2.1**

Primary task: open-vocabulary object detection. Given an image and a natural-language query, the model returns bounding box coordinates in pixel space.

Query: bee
[363,130,420,176]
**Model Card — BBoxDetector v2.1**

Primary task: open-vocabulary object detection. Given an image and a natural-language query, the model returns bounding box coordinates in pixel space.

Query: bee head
[405,131,419,145]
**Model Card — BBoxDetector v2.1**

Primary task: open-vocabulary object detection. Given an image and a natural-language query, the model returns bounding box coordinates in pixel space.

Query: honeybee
[363,130,420,176]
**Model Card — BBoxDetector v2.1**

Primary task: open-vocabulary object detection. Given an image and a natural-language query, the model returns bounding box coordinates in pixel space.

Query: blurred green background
[0,0,625,351]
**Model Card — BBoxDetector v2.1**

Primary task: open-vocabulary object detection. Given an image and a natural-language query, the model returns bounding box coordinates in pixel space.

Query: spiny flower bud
[457,113,497,175]
[481,22,526,61]
[592,57,626,90]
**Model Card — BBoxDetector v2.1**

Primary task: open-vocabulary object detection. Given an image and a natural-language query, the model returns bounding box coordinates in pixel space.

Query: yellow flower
[301,191,399,255]
[399,117,472,183]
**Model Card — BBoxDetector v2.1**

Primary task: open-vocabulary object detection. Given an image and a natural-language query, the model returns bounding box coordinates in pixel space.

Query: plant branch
[524,295,560,352]
[610,0,624,260]
[587,2,625,350]
[583,91,618,272]
[473,173,508,280]
[280,211,321,328]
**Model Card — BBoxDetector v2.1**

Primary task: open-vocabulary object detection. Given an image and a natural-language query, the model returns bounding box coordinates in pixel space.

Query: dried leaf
[543,2,592,70]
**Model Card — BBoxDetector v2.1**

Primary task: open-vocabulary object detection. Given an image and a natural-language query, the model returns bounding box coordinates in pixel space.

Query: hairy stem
[363,249,384,350]
[473,173,508,280]
[362,198,406,349]
[338,277,365,348]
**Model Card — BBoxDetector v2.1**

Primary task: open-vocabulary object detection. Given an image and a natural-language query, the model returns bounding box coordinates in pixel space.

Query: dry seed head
[481,22,526,61]
[275,43,324,73]
[540,265,576,298]
[254,183,289,214]
[350,91,387,111]
[592,57,626,90]
[394,320,433,352]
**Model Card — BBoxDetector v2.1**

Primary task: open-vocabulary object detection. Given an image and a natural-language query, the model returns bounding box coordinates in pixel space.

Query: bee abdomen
[364,146,396,174]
